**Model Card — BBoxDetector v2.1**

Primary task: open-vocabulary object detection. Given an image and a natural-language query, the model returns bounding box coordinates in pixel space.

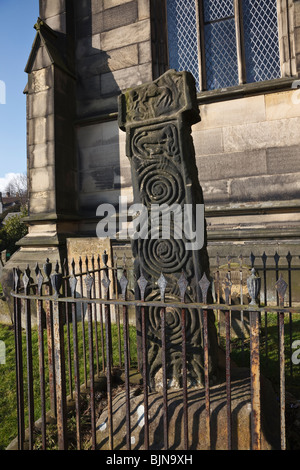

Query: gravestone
[118,69,219,391]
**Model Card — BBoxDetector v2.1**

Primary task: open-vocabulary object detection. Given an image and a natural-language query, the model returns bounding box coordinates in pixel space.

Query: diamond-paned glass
[166,0,200,91]
[242,0,281,83]
[204,18,239,90]
[203,0,234,23]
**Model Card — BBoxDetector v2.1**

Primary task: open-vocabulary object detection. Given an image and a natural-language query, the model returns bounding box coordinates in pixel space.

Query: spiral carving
[145,291,204,389]
[140,237,189,277]
[138,164,184,208]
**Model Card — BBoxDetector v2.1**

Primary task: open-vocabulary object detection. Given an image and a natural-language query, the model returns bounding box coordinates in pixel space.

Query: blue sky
[0,0,39,192]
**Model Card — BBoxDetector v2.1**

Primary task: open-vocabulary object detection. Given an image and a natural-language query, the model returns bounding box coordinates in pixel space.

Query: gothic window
[166,0,282,91]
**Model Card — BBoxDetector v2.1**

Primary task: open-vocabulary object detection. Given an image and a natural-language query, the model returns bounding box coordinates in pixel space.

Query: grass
[222,312,300,398]
[0,318,138,450]
[0,311,299,450]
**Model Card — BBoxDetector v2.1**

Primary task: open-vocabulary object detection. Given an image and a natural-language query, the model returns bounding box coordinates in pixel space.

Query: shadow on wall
[75,0,124,226]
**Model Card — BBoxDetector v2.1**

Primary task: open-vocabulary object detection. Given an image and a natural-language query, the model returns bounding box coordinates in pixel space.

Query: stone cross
[118,70,219,391]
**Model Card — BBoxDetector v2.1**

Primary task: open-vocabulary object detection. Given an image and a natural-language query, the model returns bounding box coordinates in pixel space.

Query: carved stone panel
[118,70,219,391]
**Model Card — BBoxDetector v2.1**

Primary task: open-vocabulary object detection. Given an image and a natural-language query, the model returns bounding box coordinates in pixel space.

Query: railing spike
[275,274,288,306]
[35,262,40,277]
[36,267,44,296]
[199,272,210,304]
[69,274,78,298]
[43,258,52,280]
[119,272,128,301]
[250,252,256,268]
[71,258,75,275]
[102,250,108,267]
[137,271,148,301]
[55,261,60,274]
[247,268,261,306]
[51,268,62,298]
[223,272,232,305]
[101,272,111,298]
[274,251,280,265]
[23,268,30,292]
[286,251,292,264]
[261,252,267,266]
[157,273,167,302]
[84,272,94,299]
[178,271,188,303]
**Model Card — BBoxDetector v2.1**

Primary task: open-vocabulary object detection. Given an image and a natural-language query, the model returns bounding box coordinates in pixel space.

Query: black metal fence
[9,251,300,450]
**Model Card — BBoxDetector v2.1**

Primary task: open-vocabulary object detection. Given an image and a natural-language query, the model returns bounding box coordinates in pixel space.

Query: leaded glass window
[203,0,239,90]
[242,0,281,83]
[166,0,282,92]
[166,0,200,90]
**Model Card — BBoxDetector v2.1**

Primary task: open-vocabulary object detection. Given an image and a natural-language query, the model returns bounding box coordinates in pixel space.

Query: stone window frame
[153,0,298,100]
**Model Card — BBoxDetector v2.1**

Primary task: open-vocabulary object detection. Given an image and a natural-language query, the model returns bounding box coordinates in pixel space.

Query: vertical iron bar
[52,300,68,450]
[63,261,73,400]
[123,303,131,450]
[25,292,34,449]
[23,267,34,449]
[113,255,122,367]
[203,306,210,450]
[141,304,149,450]
[199,272,211,451]
[250,310,261,450]
[72,301,81,450]
[37,296,46,449]
[138,271,149,450]
[120,272,131,449]
[91,256,100,377]
[13,269,25,450]
[103,258,113,450]
[97,255,106,371]
[45,283,57,417]
[216,255,221,342]
[105,302,113,450]
[279,310,286,450]
[275,274,287,450]
[88,300,96,450]
[262,253,268,370]
[161,306,168,450]
[286,253,293,379]
[239,255,245,355]
[181,305,188,450]
[79,258,88,389]
[225,309,231,450]
[85,270,96,450]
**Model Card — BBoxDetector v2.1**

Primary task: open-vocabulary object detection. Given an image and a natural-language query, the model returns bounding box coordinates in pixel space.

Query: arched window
[166,0,281,91]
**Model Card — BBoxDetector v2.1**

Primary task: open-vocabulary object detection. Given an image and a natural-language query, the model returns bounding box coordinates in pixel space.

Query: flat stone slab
[96,370,280,450]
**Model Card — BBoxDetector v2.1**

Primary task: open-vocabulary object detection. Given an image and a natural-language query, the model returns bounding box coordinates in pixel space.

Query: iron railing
[8,251,300,451]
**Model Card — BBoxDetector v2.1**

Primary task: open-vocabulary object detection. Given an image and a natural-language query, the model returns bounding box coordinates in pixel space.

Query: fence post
[13,267,25,450]
[69,266,81,450]
[247,268,261,450]
[275,274,288,451]
[23,266,35,450]
[35,263,47,450]
[223,272,232,450]
[199,272,211,450]
[137,271,149,450]
[51,265,67,450]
